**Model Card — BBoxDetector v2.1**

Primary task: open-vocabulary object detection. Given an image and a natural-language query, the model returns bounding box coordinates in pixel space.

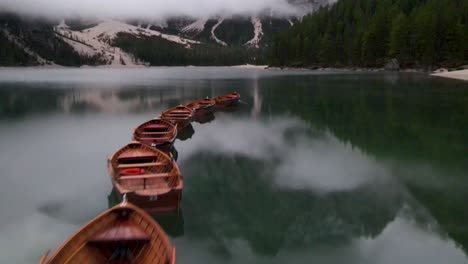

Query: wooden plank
[117,162,166,169]
[139,132,170,135]
[63,243,88,264]
[146,124,167,128]
[136,137,172,141]
[119,173,170,180]
[39,250,50,264]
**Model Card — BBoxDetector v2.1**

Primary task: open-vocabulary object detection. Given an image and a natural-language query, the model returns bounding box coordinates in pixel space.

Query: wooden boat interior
[43,204,175,264]
[162,106,192,118]
[134,120,176,142]
[110,143,180,194]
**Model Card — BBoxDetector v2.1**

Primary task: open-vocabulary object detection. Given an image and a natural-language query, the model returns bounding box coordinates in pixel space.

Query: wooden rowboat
[108,142,183,213]
[193,112,215,124]
[39,201,176,264]
[186,97,216,116]
[214,92,240,107]
[133,119,177,153]
[161,105,193,129]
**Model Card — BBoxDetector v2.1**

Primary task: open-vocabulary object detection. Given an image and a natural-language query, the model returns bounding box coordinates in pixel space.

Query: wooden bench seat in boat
[119,173,170,181]
[117,162,166,169]
[89,222,151,244]
[145,124,168,128]
[108,142,183,213]
[139,131,171,135]
[164,114,190,117]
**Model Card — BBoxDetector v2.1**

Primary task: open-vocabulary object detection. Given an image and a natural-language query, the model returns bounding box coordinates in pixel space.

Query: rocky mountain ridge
[0,0,335,66]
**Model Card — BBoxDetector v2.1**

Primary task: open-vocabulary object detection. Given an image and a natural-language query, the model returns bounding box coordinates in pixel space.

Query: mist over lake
[0,67,467,263]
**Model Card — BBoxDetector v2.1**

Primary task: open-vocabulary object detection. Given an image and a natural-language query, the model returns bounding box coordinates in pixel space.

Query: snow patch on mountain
[54,20,201,66]
[245,17,263,48]
[181,19,207,35]
[60,37,97,56]
[211,18,227,46]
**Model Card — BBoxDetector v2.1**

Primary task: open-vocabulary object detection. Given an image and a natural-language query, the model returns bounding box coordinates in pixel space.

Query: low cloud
[0,0,299,20]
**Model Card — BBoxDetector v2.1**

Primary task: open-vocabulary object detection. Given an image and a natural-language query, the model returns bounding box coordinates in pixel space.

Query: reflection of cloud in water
[179,117,304,160]
[179,116,387,193]
[0,212,77,263]
[275,135,387,192]
[0,114,159,261]
[0,114,153,226]
[356,216,467,264]
[174,216,467,264]
[37,197,104,225]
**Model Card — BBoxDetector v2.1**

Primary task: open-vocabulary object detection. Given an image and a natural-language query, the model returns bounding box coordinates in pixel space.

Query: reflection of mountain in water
[258,74,468,255]
[404,181,468,254]
[0,87,170,116]
[181,152,402,257]
[61,89,182,114]
[260,74,468,169]
[0,82,251,118]
[0,86,67,118]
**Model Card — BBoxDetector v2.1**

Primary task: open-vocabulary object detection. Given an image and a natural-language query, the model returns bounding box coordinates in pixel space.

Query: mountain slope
[0,13,105,66]
[54,20,200,66]
[0,0,336,66]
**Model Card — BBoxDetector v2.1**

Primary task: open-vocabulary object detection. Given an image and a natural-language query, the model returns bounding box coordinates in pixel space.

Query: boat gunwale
[133,119,178,146]
[214,92,241,105]
[160,105,194,123]
[108,142,182,196]
[186,98,216,111]
[42,202,174,264]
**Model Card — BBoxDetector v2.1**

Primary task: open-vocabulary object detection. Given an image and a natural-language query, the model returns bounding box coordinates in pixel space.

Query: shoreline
[1,65,467,81]
[431,69,468,82]
[0,64,268,69]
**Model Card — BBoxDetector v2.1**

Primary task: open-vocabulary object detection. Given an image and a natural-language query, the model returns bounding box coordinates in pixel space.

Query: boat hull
[133,119,178,152]
[215,93,241,107]
[186,98,216,116]
[161,105,194,129]
[114,187,183,214]
[138,138,175,153]
[193,105,214,116]
[170,118,192,129]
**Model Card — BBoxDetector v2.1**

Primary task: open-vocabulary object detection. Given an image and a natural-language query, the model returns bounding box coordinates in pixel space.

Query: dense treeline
[113,33,262,66]
[268,0,468,69]
[0,33,36,66]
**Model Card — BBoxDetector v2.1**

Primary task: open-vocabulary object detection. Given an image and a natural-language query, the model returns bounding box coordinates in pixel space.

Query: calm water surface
[0,67,467,263]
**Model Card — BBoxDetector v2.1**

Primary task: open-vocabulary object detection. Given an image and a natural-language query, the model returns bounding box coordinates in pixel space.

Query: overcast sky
[0,0,300,19]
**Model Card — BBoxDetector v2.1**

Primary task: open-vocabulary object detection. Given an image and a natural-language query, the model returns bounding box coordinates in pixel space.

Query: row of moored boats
[40,92,241,264]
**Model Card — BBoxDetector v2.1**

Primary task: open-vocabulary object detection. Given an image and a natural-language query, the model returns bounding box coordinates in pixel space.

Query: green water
[0,68,467,263]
